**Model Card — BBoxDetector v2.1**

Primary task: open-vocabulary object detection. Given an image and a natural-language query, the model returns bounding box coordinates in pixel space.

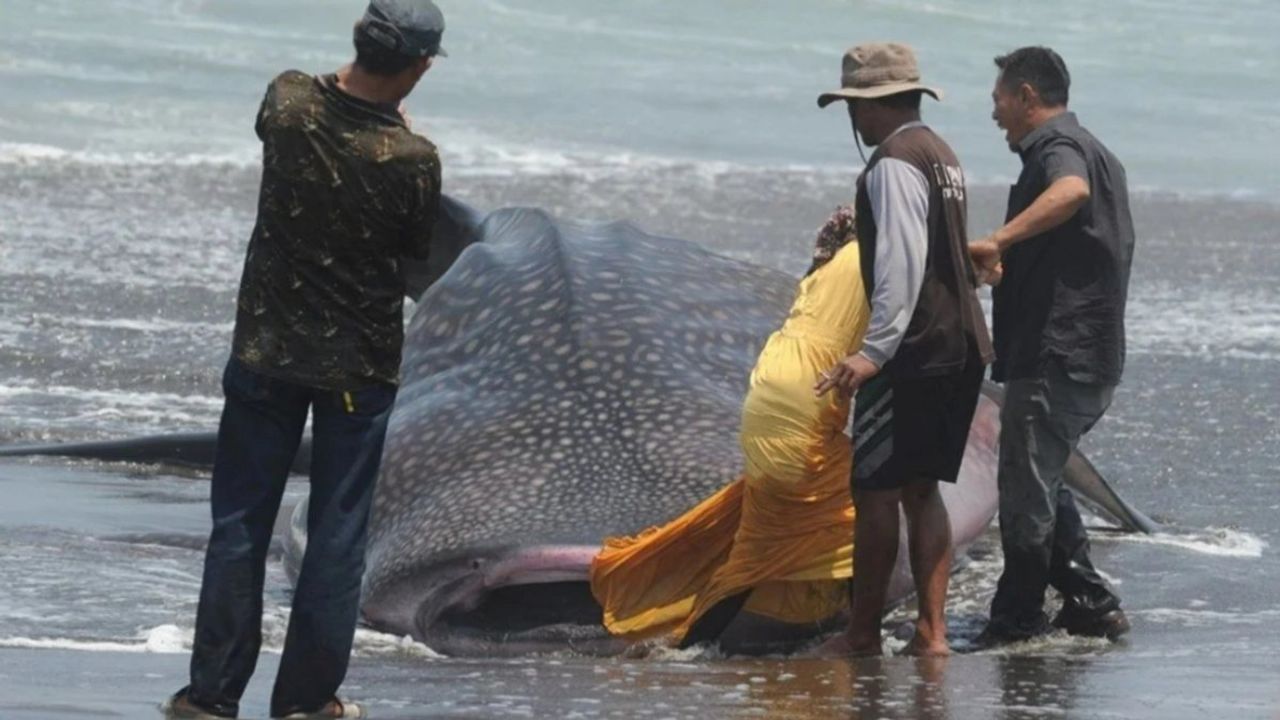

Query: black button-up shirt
[991,112,1136,385]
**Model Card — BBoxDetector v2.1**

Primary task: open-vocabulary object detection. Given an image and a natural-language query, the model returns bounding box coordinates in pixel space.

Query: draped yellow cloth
[590,241,871,642]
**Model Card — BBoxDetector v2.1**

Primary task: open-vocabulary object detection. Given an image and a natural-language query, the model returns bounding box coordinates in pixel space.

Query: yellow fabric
[590,241,871,642]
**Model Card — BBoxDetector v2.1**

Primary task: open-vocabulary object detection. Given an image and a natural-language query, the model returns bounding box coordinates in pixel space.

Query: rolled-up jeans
[989,359,1121,631]
[184,357,396,718]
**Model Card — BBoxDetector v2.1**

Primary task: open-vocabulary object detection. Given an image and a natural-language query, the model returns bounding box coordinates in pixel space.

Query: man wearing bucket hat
[813,43,993,656]
[162,2,446,718]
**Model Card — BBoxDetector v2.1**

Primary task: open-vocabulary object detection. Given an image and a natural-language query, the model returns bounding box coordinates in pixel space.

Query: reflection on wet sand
[657,655,955,719]
[993,655,1084,720]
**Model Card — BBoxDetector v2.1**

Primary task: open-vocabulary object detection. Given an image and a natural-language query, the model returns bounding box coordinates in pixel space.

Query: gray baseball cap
[358,0,447,58]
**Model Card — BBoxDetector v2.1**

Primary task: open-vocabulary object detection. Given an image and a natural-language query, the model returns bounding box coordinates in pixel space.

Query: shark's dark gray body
[0,197,1154,656]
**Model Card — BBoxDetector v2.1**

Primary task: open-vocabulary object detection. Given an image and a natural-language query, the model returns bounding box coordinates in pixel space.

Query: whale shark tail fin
[979,381,1156,535]
[0,432,313,475]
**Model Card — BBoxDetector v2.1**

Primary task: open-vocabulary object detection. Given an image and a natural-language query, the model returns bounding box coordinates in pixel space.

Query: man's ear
[403,56,432,85]
[1018,82,1038,108]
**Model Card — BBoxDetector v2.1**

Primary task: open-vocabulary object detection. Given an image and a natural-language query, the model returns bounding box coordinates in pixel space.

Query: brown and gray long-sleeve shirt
[231,70,441,389]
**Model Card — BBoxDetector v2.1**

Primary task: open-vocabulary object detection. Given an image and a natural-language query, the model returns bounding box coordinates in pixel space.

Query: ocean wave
[0,141,261,169]
[352,628,444,659]
[1126,289,1280,361]
[0,382,221,413]
[1102,527,1268,558]
[0,624,188,654]
[0,623,444,658]
[0,135,863,194]
[24,314,234,335]
[1135,607,1280,627]
[3,137,1277,205]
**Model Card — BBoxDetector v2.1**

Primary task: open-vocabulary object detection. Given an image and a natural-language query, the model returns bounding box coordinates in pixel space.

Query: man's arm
[254,81,278,141]
[403,154,442,261]
[971,139,1090,278]
[815,158,929,396]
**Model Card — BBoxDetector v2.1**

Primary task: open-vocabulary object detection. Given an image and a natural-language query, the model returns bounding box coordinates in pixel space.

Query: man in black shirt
[970,46,1135,648]
[163,2,445,717]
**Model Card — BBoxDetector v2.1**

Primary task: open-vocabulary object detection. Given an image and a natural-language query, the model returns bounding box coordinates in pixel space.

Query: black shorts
[851,358,985,491]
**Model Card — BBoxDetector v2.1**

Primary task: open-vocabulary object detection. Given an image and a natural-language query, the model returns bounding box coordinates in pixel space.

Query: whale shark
[0,197,1155,656]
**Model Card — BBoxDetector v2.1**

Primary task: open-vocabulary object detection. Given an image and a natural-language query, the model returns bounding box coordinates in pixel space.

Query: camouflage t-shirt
[231,70,441,389]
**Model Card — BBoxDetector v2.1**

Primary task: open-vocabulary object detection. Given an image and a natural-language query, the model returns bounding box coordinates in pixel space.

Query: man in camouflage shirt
[164,2,445,718]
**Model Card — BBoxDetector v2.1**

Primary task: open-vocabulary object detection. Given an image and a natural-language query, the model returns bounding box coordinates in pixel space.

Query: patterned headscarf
[805,205,858,277]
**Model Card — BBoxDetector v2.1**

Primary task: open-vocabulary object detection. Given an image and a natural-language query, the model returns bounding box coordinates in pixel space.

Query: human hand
[969,236,1002,286]
[979,260,1004,286]
[814,353,880,397]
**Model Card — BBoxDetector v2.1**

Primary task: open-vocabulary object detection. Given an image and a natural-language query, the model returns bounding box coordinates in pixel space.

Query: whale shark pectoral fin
[0,432,313,475]
[404,194,486,302]
[1063,449,1159,534]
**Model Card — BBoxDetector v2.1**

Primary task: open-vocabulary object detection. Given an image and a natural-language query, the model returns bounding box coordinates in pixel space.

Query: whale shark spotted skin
[353,202,802,654]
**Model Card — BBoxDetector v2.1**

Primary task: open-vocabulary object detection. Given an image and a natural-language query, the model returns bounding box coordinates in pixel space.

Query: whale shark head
[355,204,794,653]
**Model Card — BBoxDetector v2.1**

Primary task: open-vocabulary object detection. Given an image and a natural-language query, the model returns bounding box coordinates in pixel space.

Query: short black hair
[994,46,1070,107]
[353,24,419,76]
[873,90,923,111]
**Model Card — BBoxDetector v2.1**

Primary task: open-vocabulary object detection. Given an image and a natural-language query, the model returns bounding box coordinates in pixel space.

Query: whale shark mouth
[397,545,627,656]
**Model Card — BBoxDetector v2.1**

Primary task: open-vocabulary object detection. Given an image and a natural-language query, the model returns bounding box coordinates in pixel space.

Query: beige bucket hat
[817,42,942,107]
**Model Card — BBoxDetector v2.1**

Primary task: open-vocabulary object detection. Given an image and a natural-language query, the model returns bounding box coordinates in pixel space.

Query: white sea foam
[1102,527,1268,558]
[0,382,221,414]
[0,625,443,659]
[26,314,234,335]
[0,141,260,169]
[0,381,224,437]
[352,628,444,659]
[1126,286,1280,360]
[0,624,189,653]
[1135,607,1280,627]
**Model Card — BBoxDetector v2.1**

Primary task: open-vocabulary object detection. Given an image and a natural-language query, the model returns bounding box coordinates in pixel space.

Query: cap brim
[435,46,447,57]
[817,83,942,108]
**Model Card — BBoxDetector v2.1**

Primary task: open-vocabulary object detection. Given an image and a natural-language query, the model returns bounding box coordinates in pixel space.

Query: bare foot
[899,635,951,657]
[801,633,883,658]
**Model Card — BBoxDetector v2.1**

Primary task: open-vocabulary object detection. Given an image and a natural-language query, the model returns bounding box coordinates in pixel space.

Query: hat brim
[817,83,942,108]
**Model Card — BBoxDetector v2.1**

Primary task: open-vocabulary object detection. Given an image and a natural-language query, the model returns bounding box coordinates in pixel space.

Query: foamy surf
[352,629,444,659]
[0,141,261,169]
[0,620,447,660]
[0,624,189,653]
[1101,527,1267,558]
[1134,607,1280,628]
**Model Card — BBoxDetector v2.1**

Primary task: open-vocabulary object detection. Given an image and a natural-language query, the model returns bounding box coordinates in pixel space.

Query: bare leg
[901,481,952,656]
[828,488,902,655]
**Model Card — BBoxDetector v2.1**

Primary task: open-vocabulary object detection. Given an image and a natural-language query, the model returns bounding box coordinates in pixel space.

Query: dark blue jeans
[184,358,396,718]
